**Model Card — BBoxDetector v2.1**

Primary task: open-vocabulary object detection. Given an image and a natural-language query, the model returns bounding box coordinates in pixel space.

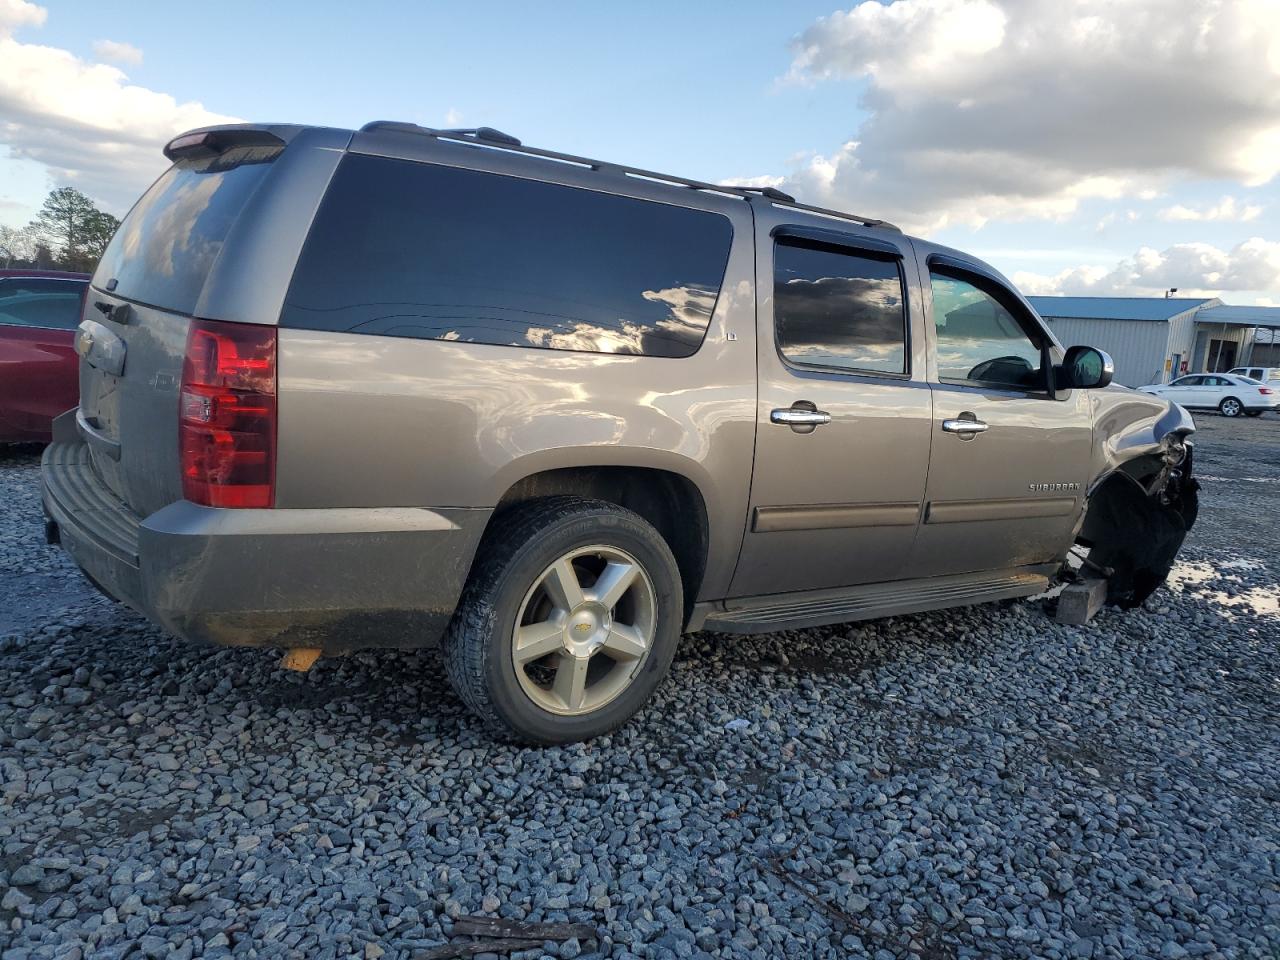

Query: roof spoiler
[164,126,288,161]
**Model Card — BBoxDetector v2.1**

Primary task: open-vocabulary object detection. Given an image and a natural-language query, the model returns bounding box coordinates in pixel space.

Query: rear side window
[281,154,733,358]
[773,239,908,376]
[0,279,84,329]
[93,147,278,315]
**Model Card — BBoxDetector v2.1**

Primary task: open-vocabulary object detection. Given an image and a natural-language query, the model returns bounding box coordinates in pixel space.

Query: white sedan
[1138,373,1280,418]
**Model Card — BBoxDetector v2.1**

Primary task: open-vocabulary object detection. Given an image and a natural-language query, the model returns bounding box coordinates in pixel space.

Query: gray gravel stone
[0,420,1277,959]
[9,864,44,886]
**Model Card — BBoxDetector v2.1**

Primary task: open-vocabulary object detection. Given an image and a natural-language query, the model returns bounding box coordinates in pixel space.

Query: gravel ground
[0,415,1277,960]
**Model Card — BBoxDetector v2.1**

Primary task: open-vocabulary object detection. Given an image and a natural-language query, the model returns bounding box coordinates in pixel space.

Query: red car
[0,269,89,443]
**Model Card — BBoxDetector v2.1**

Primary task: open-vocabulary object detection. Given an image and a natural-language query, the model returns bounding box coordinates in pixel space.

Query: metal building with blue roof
[1026,295,1280,386]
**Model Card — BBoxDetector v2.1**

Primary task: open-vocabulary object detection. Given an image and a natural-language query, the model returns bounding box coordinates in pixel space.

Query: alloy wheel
[511,545,656,716]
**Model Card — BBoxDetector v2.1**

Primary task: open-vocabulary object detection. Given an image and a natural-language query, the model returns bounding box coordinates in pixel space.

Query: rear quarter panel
[275,235,758,601]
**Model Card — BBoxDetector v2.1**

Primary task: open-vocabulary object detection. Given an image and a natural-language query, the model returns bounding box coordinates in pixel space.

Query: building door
[1169,353,1181,381]
[1192,331,1209,372]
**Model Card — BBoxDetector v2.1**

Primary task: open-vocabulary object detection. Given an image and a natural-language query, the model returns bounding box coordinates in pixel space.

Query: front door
[905,255,1093,579]
[729,211,932,598]
[1160,375,1200,405]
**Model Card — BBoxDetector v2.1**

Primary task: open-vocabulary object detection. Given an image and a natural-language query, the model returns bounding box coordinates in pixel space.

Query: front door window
[930,271,1047,392]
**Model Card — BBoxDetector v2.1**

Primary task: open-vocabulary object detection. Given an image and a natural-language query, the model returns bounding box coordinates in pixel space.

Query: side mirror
[1062,345,1114,389]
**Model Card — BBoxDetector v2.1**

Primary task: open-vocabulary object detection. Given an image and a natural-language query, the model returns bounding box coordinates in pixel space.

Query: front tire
[442,497,682,744]
[1219,397,1243,418]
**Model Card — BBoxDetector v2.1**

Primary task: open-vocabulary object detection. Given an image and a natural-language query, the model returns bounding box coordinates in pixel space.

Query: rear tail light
[179,319,276,508]
[1259,387,1273,395]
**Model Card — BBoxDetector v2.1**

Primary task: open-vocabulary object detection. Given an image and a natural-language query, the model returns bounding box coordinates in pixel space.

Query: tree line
[0,187,122,274]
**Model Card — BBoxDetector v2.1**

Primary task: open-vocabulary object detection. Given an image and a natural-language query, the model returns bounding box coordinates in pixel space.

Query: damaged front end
[1076,401,1199,608]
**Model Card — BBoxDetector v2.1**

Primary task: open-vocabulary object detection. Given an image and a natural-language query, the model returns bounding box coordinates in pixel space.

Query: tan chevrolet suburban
[42,122,1199,743]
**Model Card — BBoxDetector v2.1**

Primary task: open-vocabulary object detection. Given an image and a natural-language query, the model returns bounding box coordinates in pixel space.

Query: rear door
[905,256,1092,578]
[1186,375,1228,408]
[729,211,932,598]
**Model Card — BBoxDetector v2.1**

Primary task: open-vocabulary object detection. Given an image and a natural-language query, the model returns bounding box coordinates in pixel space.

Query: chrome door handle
[941,417,989,435]
[771,408,831,426]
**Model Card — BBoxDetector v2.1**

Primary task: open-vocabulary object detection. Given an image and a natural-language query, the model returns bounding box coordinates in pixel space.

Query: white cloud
[0,0,42,29]
[776,0,1280,232]
[1013,238,1280,297]
[444,107,463,126]
[91,39,142,65]
[1096,209,1139,232]
[0,1,238,216]
[1158,196,1263,222]
[718,174,786,190]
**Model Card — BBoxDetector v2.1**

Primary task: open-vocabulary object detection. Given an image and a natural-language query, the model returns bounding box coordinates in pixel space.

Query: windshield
[93,146,278,315]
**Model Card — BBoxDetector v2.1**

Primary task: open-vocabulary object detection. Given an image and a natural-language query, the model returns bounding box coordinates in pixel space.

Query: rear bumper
[41,439,490,652]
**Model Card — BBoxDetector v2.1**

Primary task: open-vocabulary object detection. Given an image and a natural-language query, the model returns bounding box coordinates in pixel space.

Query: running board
[694,567,1053,635]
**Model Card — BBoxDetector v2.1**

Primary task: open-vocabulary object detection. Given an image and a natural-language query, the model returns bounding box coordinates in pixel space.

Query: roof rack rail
[357,121,896,230]
[435,126,522,147]
[360,121,521,146]
[729,185,796,203]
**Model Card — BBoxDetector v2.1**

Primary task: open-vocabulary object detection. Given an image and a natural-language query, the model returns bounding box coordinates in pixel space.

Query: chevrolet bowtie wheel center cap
[565,603,610,654]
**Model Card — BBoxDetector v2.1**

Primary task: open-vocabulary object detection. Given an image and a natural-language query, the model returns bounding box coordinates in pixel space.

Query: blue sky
[1,0,1278,302]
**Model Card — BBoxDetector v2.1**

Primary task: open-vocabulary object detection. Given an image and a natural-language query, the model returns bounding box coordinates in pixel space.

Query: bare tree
[0,224,38,268]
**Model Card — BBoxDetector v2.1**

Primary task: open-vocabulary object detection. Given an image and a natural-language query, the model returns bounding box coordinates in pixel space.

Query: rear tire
[442,496,682,744]
[1219,397,1242,418]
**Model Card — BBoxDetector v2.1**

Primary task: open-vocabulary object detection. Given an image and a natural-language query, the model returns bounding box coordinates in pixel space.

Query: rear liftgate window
[280,154,734,357]
[94,146,279,315]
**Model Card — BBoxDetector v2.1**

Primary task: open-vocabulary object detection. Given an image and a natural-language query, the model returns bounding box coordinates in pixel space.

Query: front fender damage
[1077,420,1199,608]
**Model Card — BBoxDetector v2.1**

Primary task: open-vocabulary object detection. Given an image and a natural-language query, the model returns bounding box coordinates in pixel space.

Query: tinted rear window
[93,147,277,315]
[774,239,908,375]
[280,154,733,358]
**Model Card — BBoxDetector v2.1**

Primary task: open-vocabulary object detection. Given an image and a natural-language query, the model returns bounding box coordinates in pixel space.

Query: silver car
[42,122,1199,743]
